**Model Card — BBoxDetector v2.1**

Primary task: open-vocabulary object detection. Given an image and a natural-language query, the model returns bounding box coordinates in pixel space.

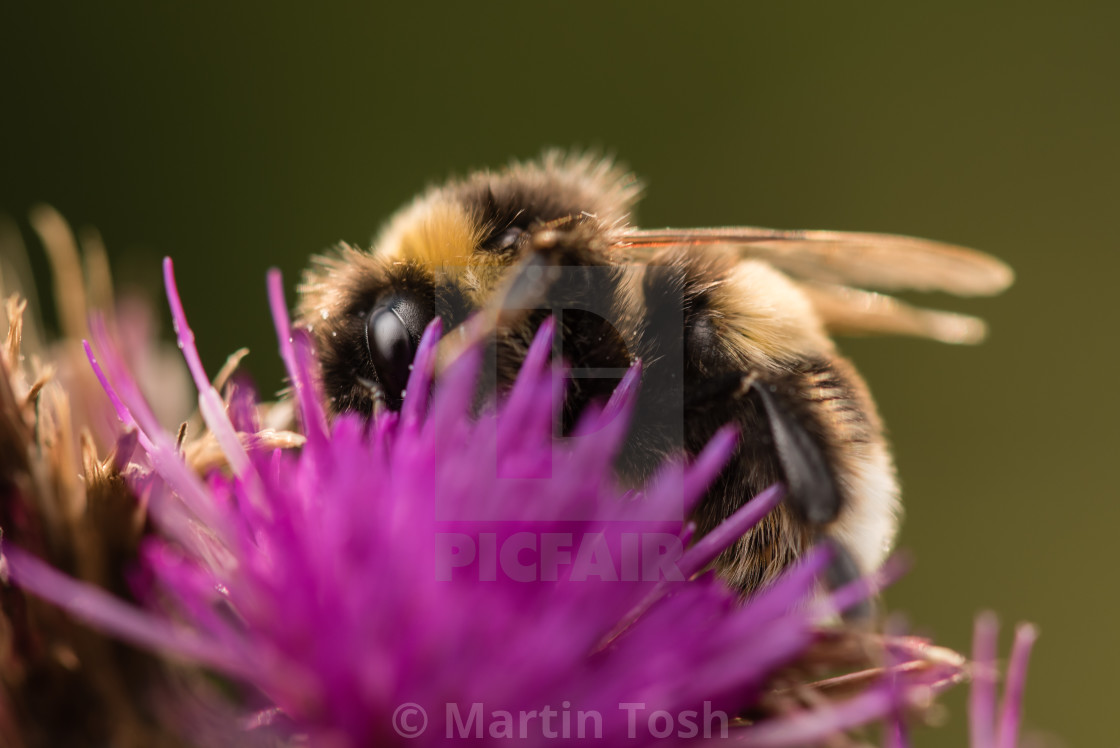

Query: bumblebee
[297,152,1012,602]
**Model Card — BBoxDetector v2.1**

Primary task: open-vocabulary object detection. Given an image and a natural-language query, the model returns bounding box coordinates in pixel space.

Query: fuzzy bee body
[299,152,1011,598]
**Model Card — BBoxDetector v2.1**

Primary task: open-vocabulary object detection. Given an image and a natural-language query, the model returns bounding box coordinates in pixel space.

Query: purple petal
[734,683,899,747]
[85,321,233,546]
[267,268,327,448]
[82,336,154,453]
[679,425,739,515]
[3,546,251,678]
[677,480,781,579]
[400,318,442,429]
[996,623,1038,748]
[816,552,910,620]
[971,611,999,748]
[163,257,251,476]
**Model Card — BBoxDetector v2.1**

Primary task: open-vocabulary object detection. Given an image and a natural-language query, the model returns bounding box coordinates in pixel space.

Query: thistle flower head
[1,257,1037,747]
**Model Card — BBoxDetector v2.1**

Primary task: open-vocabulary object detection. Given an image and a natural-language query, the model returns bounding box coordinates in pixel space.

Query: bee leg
[683,369,842,527]
[819,535,876,622]
[742,380,877,620]
[747,379,841,526]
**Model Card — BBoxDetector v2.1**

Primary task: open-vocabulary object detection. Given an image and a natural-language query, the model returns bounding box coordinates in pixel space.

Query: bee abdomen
[688,355,899,592]
[625,248,899,594]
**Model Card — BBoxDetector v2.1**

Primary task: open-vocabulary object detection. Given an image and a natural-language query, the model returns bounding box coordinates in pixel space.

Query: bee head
[298,152,642,416]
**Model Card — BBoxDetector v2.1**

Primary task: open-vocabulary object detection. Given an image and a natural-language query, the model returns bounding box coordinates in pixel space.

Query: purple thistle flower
[968,613,1038,748]
[3,259,1016,746]
[877,613,1037,748]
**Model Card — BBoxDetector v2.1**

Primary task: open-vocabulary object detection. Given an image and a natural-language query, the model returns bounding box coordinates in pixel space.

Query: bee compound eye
[365,295,427,402]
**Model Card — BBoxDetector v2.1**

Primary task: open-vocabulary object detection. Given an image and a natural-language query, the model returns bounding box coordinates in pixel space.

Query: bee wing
[794,281,990,345]
[614,227,1014,297]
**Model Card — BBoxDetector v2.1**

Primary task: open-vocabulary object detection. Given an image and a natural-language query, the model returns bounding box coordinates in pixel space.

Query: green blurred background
[1,3,1115,745]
